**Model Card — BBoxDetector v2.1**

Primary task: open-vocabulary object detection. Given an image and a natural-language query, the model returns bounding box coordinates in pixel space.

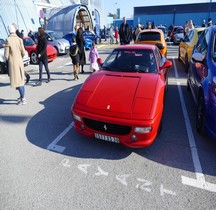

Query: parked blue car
[63,32,92,50]
[82,30,101,45]
[187,26,216,140]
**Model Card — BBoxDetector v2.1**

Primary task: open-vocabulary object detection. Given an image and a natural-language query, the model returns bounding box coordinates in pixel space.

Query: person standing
[115,26,119,44]
[89,42,99,72]
[109,24,114,45]
[69,37,80,80]
[4,24,26,105]
[12,23,30,84]
[34,27,50,86]
[28,29,35,41]
[119,17,131,45]
[76,27,86,73]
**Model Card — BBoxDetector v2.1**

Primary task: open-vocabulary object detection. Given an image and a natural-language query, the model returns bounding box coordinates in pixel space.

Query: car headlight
[134,127,152,133]
[73,113,81,122]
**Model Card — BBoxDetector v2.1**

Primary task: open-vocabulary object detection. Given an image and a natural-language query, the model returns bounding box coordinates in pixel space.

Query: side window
[199,30,208,54]
[213,32,216,62]
[154,48,163,67]
[195,30,205,53]
[188,30,194,42]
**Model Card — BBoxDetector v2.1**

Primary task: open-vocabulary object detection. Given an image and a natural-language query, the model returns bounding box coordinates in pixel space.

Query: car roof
[115,44,156,51]
[139,29,164,34]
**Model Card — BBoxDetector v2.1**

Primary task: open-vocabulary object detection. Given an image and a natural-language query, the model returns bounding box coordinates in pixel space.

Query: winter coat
[4,33,25,88]
[89,46,99,64]
[119,23,131,44]
[76,35,86,65]
[36,35,47,61]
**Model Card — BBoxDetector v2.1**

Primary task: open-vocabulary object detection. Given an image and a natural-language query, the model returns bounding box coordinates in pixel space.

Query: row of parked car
[0,29,101,73]
[134,25,216,142]
[178,26,216,140]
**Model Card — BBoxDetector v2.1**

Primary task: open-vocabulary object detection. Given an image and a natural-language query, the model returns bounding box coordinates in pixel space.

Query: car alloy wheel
[0,62,7,74]
[30,51,38,64]
[196,94,205,134]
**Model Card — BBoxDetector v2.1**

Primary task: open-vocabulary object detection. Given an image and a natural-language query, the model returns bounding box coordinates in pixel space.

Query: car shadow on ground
[25,75,216,176]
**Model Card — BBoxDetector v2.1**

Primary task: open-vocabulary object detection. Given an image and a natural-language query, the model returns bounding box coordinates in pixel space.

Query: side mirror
[192,52,204,63]
[47,37,52,41]
[156,43,165,50]
[159,60,172,71]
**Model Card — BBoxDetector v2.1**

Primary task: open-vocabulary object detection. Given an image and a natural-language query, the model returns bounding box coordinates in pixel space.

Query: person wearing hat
[12,23,31,84]
[4,24,27,105]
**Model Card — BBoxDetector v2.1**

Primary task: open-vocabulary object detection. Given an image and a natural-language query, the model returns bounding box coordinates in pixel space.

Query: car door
[191,29,208,101]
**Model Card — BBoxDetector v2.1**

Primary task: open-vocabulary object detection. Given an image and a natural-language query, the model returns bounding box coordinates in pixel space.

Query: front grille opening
[83,118,131,135]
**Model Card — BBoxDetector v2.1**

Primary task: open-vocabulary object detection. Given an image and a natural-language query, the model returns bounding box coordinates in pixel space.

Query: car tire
[30,51,38,64]
[0,62,7,74]
[54,47,59,56]
[196,93,206,135]
[185,54,189,73]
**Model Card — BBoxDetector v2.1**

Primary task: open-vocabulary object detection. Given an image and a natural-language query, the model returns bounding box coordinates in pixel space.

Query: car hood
[56,38,70,45]
[74,72,160,119]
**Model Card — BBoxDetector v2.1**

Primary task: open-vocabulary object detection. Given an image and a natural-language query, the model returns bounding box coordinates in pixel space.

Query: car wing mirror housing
[159,60,172,71]
[156,43,165,50]
[192,52,204,63]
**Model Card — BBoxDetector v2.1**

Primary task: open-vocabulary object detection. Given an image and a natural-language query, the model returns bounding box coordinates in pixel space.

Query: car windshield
[138,32,161,41]
[23,37,35,46]
[176,28,184,33]
[48,32,62,40]
[102,49,157,73]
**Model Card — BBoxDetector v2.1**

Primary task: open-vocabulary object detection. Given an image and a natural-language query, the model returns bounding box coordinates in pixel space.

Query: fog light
[131,135,137,141]
[134,127,152,133]
[73,113,81,122]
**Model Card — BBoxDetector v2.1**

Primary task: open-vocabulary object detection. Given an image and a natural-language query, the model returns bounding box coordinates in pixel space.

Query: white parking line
[47,122,74,153]
[173,58,216,192]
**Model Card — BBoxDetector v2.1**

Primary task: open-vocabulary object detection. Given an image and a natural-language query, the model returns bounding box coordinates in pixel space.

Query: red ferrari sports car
[23,36,57,64]
[71,44,172,148]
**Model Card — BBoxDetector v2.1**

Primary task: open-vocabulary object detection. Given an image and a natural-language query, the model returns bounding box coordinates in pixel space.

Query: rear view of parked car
[63,32,93,50]
[187,26,216,140]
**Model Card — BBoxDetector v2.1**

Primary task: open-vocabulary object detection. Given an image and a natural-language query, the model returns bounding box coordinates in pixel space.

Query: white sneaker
[22,98,27,105]
[17,98,27,105]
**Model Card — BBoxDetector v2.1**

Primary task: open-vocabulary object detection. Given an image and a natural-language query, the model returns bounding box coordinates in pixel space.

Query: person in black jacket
[119,17,131,45]
[34,27,50,86]
[69,37,80,80]
[76,27,86,73]
[12,23,30,84]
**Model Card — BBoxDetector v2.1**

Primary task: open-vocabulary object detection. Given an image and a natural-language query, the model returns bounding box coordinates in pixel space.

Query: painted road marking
[47,122,74,152]
[61,160,177,197]
[173,59,216,192]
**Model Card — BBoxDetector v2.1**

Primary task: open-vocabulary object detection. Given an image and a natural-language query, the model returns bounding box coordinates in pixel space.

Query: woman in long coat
[76,27,86,73]
[4,24,26,105]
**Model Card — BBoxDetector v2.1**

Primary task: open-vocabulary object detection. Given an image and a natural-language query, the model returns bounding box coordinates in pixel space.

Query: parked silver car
[173,27,184,45]
[33,30,70,55]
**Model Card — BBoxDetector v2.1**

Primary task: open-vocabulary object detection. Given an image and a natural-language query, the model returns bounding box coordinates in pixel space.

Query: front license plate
[94,133,119,143]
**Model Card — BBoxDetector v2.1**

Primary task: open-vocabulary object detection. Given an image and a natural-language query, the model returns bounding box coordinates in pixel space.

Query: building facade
[133,3,216,28]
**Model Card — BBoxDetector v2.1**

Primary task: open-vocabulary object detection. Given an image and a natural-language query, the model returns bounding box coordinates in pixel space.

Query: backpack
[69,44,79,57]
